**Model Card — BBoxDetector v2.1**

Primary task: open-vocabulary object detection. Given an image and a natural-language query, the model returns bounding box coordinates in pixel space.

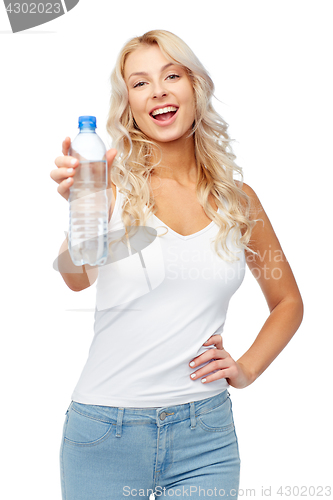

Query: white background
[1,0,332,498]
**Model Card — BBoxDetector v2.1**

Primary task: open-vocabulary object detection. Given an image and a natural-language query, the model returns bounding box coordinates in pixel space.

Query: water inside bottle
[69,161,108,266]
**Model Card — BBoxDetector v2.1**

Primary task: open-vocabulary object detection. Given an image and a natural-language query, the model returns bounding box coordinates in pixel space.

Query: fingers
[53,154,78,171]
[190,346,227,369]
[189,338,227,372]
[190,358,232,383]
[56,174,74,201]
[51,142,118,202]
[51,156,78,183]
[198,367,233,384]
[62,136,71,156]
[203,334,223,350]
[50,137,79,201]
[190,354,234,384]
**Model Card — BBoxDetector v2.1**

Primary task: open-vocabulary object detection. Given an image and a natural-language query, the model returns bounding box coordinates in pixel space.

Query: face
[124,44,196,145]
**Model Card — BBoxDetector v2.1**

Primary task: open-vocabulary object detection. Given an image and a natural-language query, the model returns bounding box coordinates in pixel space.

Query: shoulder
[235,180,259,201]
[235,181,277,254]
[235,181,264,220]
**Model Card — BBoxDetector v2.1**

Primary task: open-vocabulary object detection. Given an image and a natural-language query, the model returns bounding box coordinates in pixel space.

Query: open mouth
[150,106,179,121]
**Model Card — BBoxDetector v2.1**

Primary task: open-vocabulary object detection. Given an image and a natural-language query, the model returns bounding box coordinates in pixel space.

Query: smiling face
[124,44,196,146]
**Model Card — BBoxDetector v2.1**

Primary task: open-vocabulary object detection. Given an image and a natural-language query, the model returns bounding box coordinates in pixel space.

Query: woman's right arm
[57,235,99,292]
[50,137,117,292]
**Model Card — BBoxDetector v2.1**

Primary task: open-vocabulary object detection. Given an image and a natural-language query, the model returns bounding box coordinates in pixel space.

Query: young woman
[51,30,303,500]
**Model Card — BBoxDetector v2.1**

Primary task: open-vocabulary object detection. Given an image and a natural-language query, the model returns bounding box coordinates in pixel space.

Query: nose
[153,89,167,99]
[152,83,168,99]
[154,91,167,99]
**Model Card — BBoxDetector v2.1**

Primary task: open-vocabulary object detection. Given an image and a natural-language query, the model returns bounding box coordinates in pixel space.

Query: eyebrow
[127,63,175,80]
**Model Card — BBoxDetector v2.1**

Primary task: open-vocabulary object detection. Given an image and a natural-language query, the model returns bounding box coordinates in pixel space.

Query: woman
[51,30,303,500]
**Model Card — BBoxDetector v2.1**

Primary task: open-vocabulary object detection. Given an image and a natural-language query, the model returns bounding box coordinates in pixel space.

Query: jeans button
[160,411,167,420]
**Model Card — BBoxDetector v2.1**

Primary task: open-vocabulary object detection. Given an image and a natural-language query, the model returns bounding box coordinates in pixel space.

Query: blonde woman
[51,30,303,500]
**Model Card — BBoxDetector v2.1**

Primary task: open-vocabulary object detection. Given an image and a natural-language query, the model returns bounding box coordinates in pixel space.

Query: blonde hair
[106,29,257,261]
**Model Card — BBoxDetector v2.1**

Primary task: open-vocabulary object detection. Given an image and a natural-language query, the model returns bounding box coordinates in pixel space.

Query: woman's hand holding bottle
[50,136,117,289]
[50,137,117,201]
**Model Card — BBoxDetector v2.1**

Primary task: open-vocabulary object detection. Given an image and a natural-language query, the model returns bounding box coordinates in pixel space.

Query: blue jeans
[60,389,240,499]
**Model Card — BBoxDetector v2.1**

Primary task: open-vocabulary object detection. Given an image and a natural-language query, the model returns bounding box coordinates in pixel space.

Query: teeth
[151,106,178,116]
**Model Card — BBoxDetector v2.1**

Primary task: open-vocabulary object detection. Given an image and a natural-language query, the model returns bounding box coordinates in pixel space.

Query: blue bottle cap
[78,116,97,129]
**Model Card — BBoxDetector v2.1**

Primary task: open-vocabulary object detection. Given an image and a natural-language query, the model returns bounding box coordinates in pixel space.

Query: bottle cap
[78,116,97,129]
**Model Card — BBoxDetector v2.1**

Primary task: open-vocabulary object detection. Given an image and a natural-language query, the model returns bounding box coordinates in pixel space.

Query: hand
[50,137,117,201]
[189,334,255,389]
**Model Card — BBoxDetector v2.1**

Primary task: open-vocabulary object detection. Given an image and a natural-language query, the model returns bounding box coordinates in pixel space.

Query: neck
[149,134,198,187]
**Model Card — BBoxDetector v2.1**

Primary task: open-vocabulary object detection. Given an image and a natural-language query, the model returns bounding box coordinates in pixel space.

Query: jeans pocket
[64,402,114,446]
[197,395,235,433]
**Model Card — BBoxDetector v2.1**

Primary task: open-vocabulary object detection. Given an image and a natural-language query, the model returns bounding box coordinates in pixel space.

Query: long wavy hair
[106,29,257,261]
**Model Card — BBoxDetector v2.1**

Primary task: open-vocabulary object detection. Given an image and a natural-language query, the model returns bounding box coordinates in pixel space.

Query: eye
[133,81,147,88]
[166,74,180,81]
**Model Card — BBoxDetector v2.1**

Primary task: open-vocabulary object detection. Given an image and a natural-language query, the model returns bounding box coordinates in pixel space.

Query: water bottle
[68,116,108,267]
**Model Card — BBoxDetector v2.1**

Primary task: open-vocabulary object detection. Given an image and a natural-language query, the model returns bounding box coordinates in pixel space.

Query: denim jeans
[60,389,240,499]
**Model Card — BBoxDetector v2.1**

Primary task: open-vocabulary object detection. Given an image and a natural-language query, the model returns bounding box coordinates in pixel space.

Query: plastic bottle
[68,116,108,267]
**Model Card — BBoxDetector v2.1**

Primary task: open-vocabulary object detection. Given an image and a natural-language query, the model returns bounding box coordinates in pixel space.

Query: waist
[70,389,230,426]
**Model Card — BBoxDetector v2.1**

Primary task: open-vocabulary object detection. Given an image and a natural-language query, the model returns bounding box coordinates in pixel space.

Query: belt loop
[190,402,196,429]
[116,408,124,437]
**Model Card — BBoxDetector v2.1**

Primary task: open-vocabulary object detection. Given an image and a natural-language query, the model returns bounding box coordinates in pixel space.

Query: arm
[58,235,99,292]
[51,140,118,292]
[236,183,304,384]
[188,183,304,388]
[56,182,117,292]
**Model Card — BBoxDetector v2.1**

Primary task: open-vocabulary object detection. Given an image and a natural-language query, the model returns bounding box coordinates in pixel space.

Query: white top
[71,184,246,407]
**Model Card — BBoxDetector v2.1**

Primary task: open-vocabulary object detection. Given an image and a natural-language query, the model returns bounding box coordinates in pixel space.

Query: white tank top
[71,184,246,407]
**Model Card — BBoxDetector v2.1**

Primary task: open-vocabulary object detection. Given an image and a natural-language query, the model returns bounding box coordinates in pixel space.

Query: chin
[152,129,194,144]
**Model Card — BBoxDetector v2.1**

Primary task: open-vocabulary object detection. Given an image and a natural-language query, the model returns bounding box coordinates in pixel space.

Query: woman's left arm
[189,183,304,388]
